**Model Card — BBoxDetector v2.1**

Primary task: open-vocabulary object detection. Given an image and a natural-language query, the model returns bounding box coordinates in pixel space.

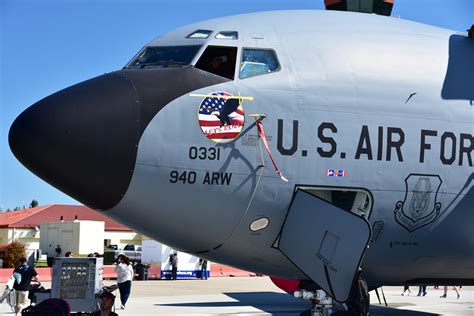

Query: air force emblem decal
[394,174,442,232]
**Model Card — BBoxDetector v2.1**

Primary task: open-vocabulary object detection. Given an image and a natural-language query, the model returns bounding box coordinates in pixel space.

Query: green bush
[0,241,27,268]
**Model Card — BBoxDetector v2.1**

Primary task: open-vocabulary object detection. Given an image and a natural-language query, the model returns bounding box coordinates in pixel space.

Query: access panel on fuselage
[278,189,371,302]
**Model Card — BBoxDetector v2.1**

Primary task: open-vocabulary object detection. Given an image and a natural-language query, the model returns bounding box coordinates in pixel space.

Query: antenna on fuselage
[324,0,395,16]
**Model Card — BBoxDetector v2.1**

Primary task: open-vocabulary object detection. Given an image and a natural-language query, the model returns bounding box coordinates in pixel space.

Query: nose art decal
[194,91,249,144]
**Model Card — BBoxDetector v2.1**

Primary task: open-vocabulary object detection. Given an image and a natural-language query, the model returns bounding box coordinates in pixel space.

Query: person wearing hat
[91,291,118,316]
[12,257,39,315]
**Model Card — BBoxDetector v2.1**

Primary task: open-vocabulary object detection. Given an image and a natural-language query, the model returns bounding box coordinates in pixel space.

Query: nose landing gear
[294,289,334,316]
[295,275,370,316]
[277,190,372,315]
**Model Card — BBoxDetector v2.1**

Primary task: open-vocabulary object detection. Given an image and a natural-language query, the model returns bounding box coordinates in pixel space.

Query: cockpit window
[187,30,213,39]
[125,45,201,69]
[195,46,237,80]
[215,31,238,40]
[239,49,280,79]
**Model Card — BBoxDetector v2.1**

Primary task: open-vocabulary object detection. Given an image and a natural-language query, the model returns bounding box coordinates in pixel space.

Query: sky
[0,0,473,211]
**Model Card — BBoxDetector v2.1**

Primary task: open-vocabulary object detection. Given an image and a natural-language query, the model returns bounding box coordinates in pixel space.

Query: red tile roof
[0,205,131,231]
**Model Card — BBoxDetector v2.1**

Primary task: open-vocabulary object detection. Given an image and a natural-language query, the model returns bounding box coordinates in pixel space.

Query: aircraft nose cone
[9,72,140,210]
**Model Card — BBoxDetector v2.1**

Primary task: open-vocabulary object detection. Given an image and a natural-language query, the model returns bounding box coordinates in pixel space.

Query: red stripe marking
[199,109,243,116]
[199,119,244,127]
[207,132,240,139]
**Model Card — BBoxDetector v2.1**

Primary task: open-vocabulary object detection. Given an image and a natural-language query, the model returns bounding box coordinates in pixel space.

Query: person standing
[401,285,412,296]
[12,257,39,316]
[169,251,178,280]
[198,258,208,280]
[55,245,62,257]
[440,285,460,299]
[114,255,133,309]
[417,285,427,296]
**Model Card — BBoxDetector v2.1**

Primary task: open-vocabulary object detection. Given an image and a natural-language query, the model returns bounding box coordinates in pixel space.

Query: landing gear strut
[294,289,334,316]
[295,276,370,316]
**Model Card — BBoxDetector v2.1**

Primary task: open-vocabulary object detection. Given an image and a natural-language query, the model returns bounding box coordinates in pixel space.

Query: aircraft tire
[345,275,370,316]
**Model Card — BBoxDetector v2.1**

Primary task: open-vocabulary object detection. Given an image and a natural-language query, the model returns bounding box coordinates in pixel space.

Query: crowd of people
[402,285,461,299]
[5,252,467,315]
[7,250,210,315]
[168,251,208,280]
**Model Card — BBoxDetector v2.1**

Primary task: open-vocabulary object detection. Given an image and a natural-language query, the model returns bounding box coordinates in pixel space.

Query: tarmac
[1,277,473,315]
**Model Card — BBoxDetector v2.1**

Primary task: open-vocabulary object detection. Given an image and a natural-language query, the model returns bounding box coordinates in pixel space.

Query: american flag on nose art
[198,91,245,143]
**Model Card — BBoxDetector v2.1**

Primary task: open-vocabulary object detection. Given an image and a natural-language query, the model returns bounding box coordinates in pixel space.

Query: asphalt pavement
[1,277,473,315]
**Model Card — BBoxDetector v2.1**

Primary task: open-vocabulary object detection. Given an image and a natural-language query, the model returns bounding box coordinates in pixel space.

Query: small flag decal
[326,169,346,177]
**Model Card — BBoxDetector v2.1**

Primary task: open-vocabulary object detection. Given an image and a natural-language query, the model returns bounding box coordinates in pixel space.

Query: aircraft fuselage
[9,10,474,288]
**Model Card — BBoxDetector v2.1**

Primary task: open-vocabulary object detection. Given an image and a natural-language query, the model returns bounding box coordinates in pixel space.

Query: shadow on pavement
[370,305,440,316]
[157,291,441,315]
[157,291,310,315]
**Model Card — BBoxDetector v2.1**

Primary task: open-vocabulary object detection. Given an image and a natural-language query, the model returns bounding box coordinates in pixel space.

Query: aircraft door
[278,189,371,302]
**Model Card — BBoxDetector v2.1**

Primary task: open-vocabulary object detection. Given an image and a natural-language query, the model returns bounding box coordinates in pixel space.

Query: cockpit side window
[239,49,280,79]
[125,45,201,69]
[195,46,237,80]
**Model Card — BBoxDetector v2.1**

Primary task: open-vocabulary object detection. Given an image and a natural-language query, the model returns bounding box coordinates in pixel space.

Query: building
[40,220,105,257]
[0,205,142,251]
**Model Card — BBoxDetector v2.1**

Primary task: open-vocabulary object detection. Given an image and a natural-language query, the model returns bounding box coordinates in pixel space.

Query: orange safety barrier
[142,264,256,279]
[210,264,257,277]
[0,264,256,283]
[0,266,116,283]
[147,266,161,279]
[0,267,53,283]
[103,265,116,279]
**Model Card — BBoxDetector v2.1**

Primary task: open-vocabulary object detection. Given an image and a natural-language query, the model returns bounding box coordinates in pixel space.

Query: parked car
[103,244,141,264]
[123,245,142,251]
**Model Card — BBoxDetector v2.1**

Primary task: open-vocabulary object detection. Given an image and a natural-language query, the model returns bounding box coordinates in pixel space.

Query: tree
[30,199,39,208]
[0,241,26,268]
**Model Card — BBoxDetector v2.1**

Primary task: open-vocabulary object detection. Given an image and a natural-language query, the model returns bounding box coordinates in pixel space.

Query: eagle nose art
[8,72,140,211]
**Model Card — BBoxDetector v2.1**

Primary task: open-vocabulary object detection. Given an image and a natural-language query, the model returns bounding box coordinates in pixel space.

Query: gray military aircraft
[8,6,474,316]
